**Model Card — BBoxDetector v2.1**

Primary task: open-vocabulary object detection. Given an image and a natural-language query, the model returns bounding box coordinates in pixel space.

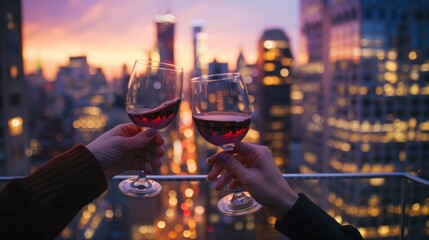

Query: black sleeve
[275,193,363,240]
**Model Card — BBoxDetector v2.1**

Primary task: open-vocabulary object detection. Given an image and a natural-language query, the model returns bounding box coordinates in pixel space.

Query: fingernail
[145,128,156,137]
[218,153,228,164]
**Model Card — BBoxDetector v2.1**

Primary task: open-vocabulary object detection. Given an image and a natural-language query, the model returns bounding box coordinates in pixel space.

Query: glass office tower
[299,0,429,238]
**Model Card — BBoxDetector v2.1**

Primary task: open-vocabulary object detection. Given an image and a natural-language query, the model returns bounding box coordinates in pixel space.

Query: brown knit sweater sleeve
[0,145,108,239]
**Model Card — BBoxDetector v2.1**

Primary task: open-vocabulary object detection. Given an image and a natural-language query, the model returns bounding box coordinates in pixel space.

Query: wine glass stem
[221,144,234,152]
[132,170,152,190]
[220,145,251,205]
[230,187,250,205]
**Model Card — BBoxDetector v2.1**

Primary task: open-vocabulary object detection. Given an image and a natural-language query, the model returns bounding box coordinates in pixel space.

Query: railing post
[399,177,408,240]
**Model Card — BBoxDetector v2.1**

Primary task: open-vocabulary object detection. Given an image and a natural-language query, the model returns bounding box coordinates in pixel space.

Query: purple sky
[22,0,300,80]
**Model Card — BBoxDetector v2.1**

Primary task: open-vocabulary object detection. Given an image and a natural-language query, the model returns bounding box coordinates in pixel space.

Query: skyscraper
[207,59,228,75]
[191,20,203,77]
[156,13,176,65]
[0,0,29,175]
[299,0,429,238]
[255,28,294,172]
[235,51,257,104]
[56,56,109,144]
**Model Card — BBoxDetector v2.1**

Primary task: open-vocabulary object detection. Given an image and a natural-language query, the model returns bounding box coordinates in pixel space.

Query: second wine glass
[119,60,183,198]
[190,72,262,216]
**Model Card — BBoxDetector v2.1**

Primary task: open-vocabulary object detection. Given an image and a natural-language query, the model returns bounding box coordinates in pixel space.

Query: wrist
[85,145,112,180]
[266,191,299,220]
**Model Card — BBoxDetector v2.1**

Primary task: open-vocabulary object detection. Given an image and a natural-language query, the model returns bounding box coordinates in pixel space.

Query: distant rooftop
[156,13,176,23]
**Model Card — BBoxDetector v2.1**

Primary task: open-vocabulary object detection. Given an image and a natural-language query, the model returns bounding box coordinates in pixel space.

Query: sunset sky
[22,0,299,81]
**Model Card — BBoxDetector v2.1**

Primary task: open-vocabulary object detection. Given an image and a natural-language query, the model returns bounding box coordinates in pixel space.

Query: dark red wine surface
[193,112,251,146]
[128,98,181,129]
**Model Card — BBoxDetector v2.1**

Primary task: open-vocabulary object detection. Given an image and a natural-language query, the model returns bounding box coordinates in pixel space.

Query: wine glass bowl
[191,73,252,149]
[119,60,183,197]
[191,72,261,216]
[127,98,182,129]
[192,112,251,149]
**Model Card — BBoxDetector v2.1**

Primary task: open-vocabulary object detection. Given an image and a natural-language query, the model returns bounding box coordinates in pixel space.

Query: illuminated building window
[269,105,289,117]
[408,51,417,60]
[275,40,288,49]
[280,68,289,77]
[383,72,397,83]
[8,117,23,136]
[410,70,419,80]
[274,157,284,166]
[270,122,284,130]
[263,51,276,61]
[291,106,304,114]
[304,152,317,164]
[263,76,281,85]
[387,50,397,60]
[264,63,276,71]
[10,65,18,78]
[385,61,397,71]
[6,12,16,30]
[410,84,419,95]
[291,90,303,100]
[273,132,284,139]
[281,57,293,66]
[263,40,276,49]
[272,140,284,148]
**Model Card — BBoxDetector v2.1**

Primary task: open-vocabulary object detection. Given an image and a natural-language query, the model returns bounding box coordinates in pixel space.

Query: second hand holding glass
[191,72,262,216]
[119,60,183,197]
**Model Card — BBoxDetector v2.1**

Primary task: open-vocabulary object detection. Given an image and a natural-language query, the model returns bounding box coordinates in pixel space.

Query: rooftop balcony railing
[1,172,429,240]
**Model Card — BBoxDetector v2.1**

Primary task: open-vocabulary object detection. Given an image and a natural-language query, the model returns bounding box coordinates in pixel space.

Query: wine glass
[119,60,183,197]
[190,72,262,216]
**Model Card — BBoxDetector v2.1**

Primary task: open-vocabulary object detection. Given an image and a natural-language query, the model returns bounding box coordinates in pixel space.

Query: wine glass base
[118,178,162,198]
[217,191,262,216]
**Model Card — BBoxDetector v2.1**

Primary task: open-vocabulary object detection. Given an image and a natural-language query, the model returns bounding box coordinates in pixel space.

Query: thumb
[123,128,157,150]
[217,153,248,181]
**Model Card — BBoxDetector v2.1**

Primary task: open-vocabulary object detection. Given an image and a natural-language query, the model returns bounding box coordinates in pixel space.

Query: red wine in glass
[191,72,261,216]
[193,112,251,147]
[119,59,183,198]
[128,98,181,129]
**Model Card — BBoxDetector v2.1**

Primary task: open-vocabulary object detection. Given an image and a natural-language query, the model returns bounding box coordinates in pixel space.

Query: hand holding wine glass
[191,72,262,216]
[119,60,183,197]
[86,123,164,180]
[206,142,299,220]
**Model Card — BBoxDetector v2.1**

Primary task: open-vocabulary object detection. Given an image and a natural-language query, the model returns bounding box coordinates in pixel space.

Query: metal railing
[2,172,429,239]
[3,172,427,184]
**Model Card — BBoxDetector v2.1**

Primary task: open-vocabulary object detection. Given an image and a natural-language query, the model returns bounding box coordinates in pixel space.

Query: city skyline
[2,0,429,238]
[22,0,299,81]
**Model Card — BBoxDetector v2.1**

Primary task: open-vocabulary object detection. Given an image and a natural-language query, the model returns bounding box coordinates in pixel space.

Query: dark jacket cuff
[275,193,363,240]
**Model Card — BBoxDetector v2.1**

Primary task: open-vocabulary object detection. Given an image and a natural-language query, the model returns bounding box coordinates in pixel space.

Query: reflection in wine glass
[191,72,262,216]
[119,60,183,198]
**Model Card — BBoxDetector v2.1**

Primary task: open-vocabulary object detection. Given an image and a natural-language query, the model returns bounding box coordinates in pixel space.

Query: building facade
[156,13,176,65]
[0,0,29,175]
[299,0,429,238]
[255,28,294,172]
[191,20,205,78]
[56,56,110,144]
